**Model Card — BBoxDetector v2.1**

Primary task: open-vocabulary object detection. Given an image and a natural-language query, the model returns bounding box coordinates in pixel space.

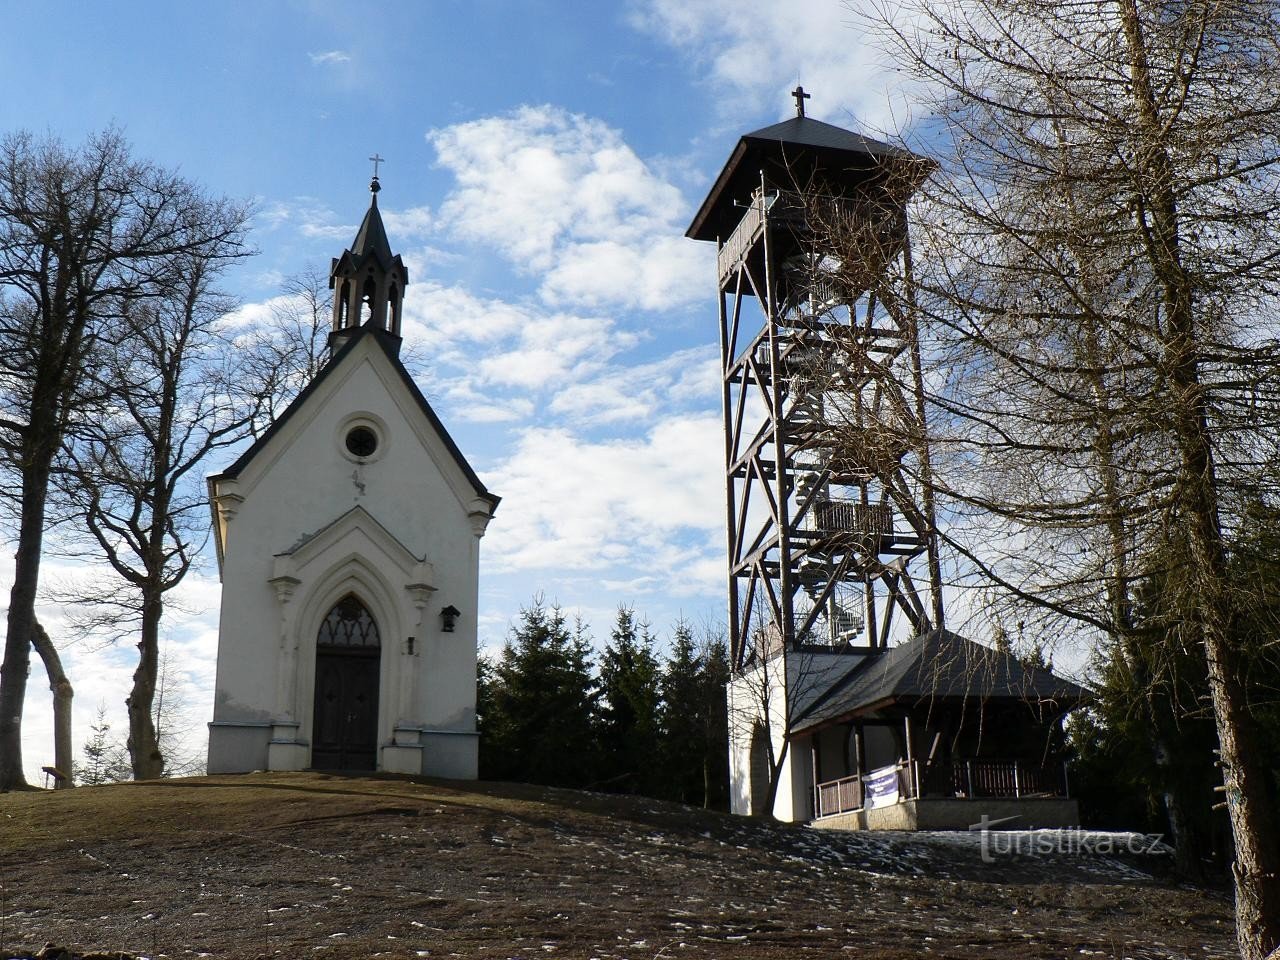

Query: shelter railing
[815,757,1068,817]
[815,773,862,817]
[946,758,1068,799]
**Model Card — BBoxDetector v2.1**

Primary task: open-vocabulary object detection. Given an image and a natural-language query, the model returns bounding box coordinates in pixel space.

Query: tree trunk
[1199,594,1280,959]
[0,428,56,791]
[29,619,73,789]
[1115,3,1280,952]
[1154,732,1216,882]
[126,590,165,780]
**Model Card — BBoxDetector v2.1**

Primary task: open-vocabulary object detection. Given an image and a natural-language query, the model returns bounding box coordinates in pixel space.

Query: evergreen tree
[658,621,707,805]
[656,623,731,810]
[597,607,661,794]
[77,704,129,786]
[479,598,598,788]
[475,651,496,752]
[695,632,731,811]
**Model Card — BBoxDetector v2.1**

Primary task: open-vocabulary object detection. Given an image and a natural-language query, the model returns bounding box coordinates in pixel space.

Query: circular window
[345,425,379,458]
[336,412,388,463]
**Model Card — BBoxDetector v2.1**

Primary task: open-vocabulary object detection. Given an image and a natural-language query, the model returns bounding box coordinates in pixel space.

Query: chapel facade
[206,175,499,778]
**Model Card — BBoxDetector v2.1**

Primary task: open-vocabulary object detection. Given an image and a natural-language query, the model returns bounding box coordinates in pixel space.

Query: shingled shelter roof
[793,629,1091,735]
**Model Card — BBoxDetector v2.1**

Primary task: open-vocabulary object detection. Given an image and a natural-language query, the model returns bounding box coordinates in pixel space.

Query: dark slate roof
[793,629,1091,734]
[744,116,913,159]
[687,115,929,242]
[210,325,500,510]
[351,195,395,268]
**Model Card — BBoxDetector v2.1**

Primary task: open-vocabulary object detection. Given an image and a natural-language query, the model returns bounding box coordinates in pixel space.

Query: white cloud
[428,106,711,310]
[481,415,724,585]
[403,282,530,351]
[380,205,434,240]
[217,291,295,331]
[253,196,351,240]
[631,0,915,132]
[309,50,351,66]
[441,381,535,424]
[476,313,635,390]
[548,346,719,425]
[541,235,708,312]
[401,281,635,397]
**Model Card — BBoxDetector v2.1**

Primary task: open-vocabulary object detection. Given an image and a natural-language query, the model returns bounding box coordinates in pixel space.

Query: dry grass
[0,772,1234,959]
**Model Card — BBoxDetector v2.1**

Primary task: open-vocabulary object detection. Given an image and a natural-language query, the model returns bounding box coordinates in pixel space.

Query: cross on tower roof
[791,85,811,118]
[368,153,385,194]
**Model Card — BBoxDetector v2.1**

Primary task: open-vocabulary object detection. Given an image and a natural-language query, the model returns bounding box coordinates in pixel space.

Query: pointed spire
[328,165,409,351]
[350,182,394,268]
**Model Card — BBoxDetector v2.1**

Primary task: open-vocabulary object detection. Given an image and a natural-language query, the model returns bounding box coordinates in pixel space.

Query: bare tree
[867,1,1280,954]
[0,129,248,790]
[30,619,72,788]
[150,644,205,777]
[55,211,257,780]
[244,266,332,427]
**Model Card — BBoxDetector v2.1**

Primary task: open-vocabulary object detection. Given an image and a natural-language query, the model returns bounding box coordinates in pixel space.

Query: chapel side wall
[725,650,871,822]
[412,528,481,779]
[209,528,281,735]
[727,671,756,816]
[727,656,800,821]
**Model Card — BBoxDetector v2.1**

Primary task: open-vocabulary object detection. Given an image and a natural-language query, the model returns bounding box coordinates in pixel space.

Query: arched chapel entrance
[311,594,381,770]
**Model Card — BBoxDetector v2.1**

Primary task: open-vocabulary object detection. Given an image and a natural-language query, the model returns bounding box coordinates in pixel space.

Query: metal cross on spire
[791,85,811,118]
[369,153,385,179]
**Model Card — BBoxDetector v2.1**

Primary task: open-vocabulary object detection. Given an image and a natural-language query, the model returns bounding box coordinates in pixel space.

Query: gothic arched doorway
[311,594,381,770]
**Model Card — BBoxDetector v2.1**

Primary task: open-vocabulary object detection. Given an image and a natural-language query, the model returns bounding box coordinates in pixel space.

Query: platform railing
[815,499,894,537]
[717,195,767,284]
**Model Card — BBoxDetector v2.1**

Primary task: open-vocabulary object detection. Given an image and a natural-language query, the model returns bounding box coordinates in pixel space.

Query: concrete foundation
[812,797,1080,832]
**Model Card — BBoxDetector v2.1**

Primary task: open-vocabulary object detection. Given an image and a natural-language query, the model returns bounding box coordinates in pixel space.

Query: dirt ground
[0,772,1236,959]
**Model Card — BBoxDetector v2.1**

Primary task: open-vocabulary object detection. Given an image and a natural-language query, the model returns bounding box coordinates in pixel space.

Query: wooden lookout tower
[691,97,1088,826]
[687,91,942,673]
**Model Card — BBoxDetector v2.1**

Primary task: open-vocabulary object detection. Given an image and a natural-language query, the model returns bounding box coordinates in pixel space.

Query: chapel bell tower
[329,163,408,349]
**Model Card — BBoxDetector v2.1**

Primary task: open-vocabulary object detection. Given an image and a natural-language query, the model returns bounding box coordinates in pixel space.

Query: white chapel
[206,174,499,778]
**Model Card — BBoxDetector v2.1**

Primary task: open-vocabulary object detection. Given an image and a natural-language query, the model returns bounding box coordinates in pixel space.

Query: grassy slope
[0,773,1235,960]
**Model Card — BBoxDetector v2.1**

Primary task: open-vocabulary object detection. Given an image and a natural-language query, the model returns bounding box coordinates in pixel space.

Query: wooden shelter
[795,630,1089,829]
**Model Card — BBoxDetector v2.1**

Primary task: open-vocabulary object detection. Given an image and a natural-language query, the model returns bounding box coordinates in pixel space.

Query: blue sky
[5,0,914,776]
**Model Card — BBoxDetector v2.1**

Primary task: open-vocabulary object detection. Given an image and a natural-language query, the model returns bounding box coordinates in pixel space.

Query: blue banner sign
[864,764,901,808]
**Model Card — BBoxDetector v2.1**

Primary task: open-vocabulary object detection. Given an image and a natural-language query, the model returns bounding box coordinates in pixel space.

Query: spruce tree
[696,633,730,811]
[77,705,129,786]
[480,598,597,788]
[658,621,706,804]
[598,607,661,794]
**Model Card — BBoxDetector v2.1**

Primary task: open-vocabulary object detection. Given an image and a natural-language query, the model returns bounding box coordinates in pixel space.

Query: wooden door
[311,595,381,771]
